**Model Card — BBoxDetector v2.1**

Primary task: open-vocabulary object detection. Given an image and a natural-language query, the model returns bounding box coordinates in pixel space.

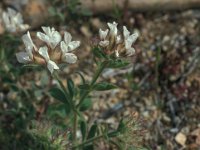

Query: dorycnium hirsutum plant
[16,22,143,149]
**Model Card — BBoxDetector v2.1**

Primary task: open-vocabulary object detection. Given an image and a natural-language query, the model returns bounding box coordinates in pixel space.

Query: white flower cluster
[16,27,80,74]
[1,8,29,33]
[99,22,139,57]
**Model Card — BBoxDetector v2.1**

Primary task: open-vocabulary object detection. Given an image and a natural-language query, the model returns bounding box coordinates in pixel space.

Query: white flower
[60,32,80,53]
[98,23,139,57]
[60,32,80,64]
[63,53,77,64]
[123,26,139,56]
[16,31,35,63]
[107,21,118,36]
[22,31,36,58]
[37,26,61,49]
[99,29,108,40]
[2,8,29,32]
[123,26,130,40]
[38,46,59,74]
[115,50,119,57]
[99,29,109,47]
[16,52,32,63]
[99,40,109,47]
[16,28,80,74]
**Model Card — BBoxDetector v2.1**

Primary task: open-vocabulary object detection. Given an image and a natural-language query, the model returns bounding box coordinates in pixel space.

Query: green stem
[53,72,78,147]
[73,111,78,144]
[77,61,108,108]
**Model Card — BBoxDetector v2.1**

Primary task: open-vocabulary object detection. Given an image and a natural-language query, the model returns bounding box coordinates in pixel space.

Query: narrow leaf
[87,124,98,139]
[78,83,90,90]
[49,87,68,104]
[80,121,87,141]
[67,78,74,98]
[94,82,117,91]
[92,47,106,58]
[79,98,92,111]
[108,59,129,68]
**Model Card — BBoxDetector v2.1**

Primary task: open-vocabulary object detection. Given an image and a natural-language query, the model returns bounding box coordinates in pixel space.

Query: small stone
[175,132,187,147]
[80,26,92,38]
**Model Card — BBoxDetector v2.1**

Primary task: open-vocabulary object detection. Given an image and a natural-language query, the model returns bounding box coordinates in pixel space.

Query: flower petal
[16,52,31,63]
[22,31,35,58]
[2,11,17,32]
[99,40,109,47]
[36,31,49,43]
[39,27,61,49]
[50,30,61,49]
[107,21,118,36]
[38,46,49,61]
[68,41,80,51]
[60,41,68,53]
[64,32,72,45]
[125,33,138,50]
[2,12,10,26]
[42,26,51,36]
[127,32,139,44]
[116,35,121,44]
[47,60,59,74]
[99,29,108,40]
[7,8,17,16]
[19,24,29,31]
[126,47,135,56]
[13,13,23,25]
[63,53,77,64]
[115,50,119,57]
[123,26,130,39]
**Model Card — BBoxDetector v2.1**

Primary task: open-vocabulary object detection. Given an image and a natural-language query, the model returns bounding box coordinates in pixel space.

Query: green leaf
[80,121,87,141]
[83,124,98,150]
[67,78,74,98]
[22,64,41,68]
[92,47,106,58]
[78,84,90,90]
[49,87,68,104]
[49,88,71,114]
[79,98,92,111]
[94,82,117,91]
[87,124,98,139]
[108,59,129,68]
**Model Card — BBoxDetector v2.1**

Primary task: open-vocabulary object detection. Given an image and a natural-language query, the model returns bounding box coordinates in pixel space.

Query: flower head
[97,21,139,58]
[16,27,80,74]
[37,27,61,49]
[2,8,29,33]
